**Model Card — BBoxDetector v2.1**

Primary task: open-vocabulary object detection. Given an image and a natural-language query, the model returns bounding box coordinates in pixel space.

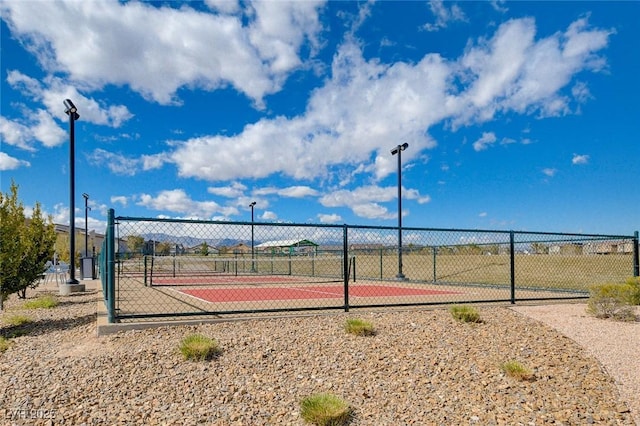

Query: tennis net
[145,255,348,286]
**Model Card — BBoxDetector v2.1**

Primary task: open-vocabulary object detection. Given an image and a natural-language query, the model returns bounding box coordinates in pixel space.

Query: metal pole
[106,209,116,322]
[633,231,639,277]
[250,201,256,272]
[510,231,516,304]
[391,143,408,280]
[343,224,349,312]
[67,110,79,284]
[83,194,89,257]
[397,147,404,279]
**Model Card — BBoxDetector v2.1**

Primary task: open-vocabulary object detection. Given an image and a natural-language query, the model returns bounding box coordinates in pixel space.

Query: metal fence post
[106,209,116,323]
[510,231,515,304]
[633,231,639,277]
[343,224,349,312]
[433,246,437,283]
[143,255,148,286]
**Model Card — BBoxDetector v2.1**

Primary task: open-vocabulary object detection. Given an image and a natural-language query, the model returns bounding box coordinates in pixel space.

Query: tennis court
[146,256,462,304]
[109,253,592,321]
[176,283,461,303]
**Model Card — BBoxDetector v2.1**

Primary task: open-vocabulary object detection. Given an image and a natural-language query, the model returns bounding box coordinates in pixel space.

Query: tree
[199,242,209,256]
[531,242,549,255]
[127,235,145,255]
[0,182,56,309]
[155,242,171,256]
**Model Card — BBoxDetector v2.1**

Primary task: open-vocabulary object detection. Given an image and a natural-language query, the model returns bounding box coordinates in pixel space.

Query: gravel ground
[1,284,638,426]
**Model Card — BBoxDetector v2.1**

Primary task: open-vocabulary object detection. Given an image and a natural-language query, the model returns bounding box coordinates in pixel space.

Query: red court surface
[152,275,305,285]
[177,284,460,303]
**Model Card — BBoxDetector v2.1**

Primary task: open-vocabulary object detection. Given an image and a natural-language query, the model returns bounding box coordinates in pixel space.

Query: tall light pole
[250,201,256,272]
[64,99,80,285]
[391,142,409,280]
[82,193,90,257]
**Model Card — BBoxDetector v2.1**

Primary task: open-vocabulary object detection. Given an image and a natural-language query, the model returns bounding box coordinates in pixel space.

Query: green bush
[501,360,533,381]
[586,283,636,321]
[22,294,59,309]
[4,314,34,327]
[300,393,352,426]
[179,333,220,361]
[344,318,375,336]
[0,336,11,353]
[449,305,481,323]
[625,277,640,305]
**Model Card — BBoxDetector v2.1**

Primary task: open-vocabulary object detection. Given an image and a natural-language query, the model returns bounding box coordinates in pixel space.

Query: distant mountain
[138,233,250,248]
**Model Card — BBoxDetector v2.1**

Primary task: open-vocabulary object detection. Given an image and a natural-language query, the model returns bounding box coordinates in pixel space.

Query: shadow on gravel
[0,314,96,339]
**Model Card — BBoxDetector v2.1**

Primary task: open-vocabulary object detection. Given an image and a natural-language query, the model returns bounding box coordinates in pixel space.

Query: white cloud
[318,184,427,220]
[110,196,128,207]
[277,186,319,198]
[542,168,557,177]
[423,0,467,32]
[572,154,590,165]
[0,152,30,170]
[453,17,612,126]
[352,203,394,220]
[166,17,610,185]
[137,189,238,219]
[318,213,342,224]
[141,154,168,171]
[261,211,278,221]
[404,188,431,204]
[86,149,139,176]
[479,212,487,217]
[473,132,497,151]
[7,71,133,127]
[571,81,593,104]
[205,0,241,14]
[208,182,248,198]
[1,1,325,107]
[31,109,67,147]
[490,1,508,13]
[254,185,319,198]
[0,117,33,151]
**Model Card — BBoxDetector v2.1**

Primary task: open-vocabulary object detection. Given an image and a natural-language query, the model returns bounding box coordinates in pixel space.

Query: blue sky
[1,0,638,236]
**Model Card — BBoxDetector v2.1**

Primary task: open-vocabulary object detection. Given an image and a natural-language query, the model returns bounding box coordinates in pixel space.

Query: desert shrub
[4,314,34,327]
[449,305,481,323]
[344,318,375,336]
[0,336,11,353]
[22,294,59,309]
[501,360,533,381]
[586,283,636,321]
[179,333,220,361]
[300,393,352,426]
[625,277,640,305]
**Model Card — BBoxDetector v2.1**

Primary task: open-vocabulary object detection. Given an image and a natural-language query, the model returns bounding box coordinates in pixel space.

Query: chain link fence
[100,210,639,322]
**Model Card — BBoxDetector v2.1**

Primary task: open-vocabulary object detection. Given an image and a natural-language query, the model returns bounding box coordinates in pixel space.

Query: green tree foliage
[127,235,145,255]
[199,242,209,256]
[1,182,56,309]
[530,242,549,254]
[155,242,171,256]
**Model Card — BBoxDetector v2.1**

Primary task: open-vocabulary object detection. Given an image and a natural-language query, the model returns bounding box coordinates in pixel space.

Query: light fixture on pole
[64,99,80,285]
[391,142,409,280]
[82,193,90,257]
[250,201,256,272]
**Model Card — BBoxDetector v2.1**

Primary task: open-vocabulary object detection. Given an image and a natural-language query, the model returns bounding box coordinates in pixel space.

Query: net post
[433,246,437,283]
[343,224,349,312]
[352,256,356,282]
[143,255,148,286]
